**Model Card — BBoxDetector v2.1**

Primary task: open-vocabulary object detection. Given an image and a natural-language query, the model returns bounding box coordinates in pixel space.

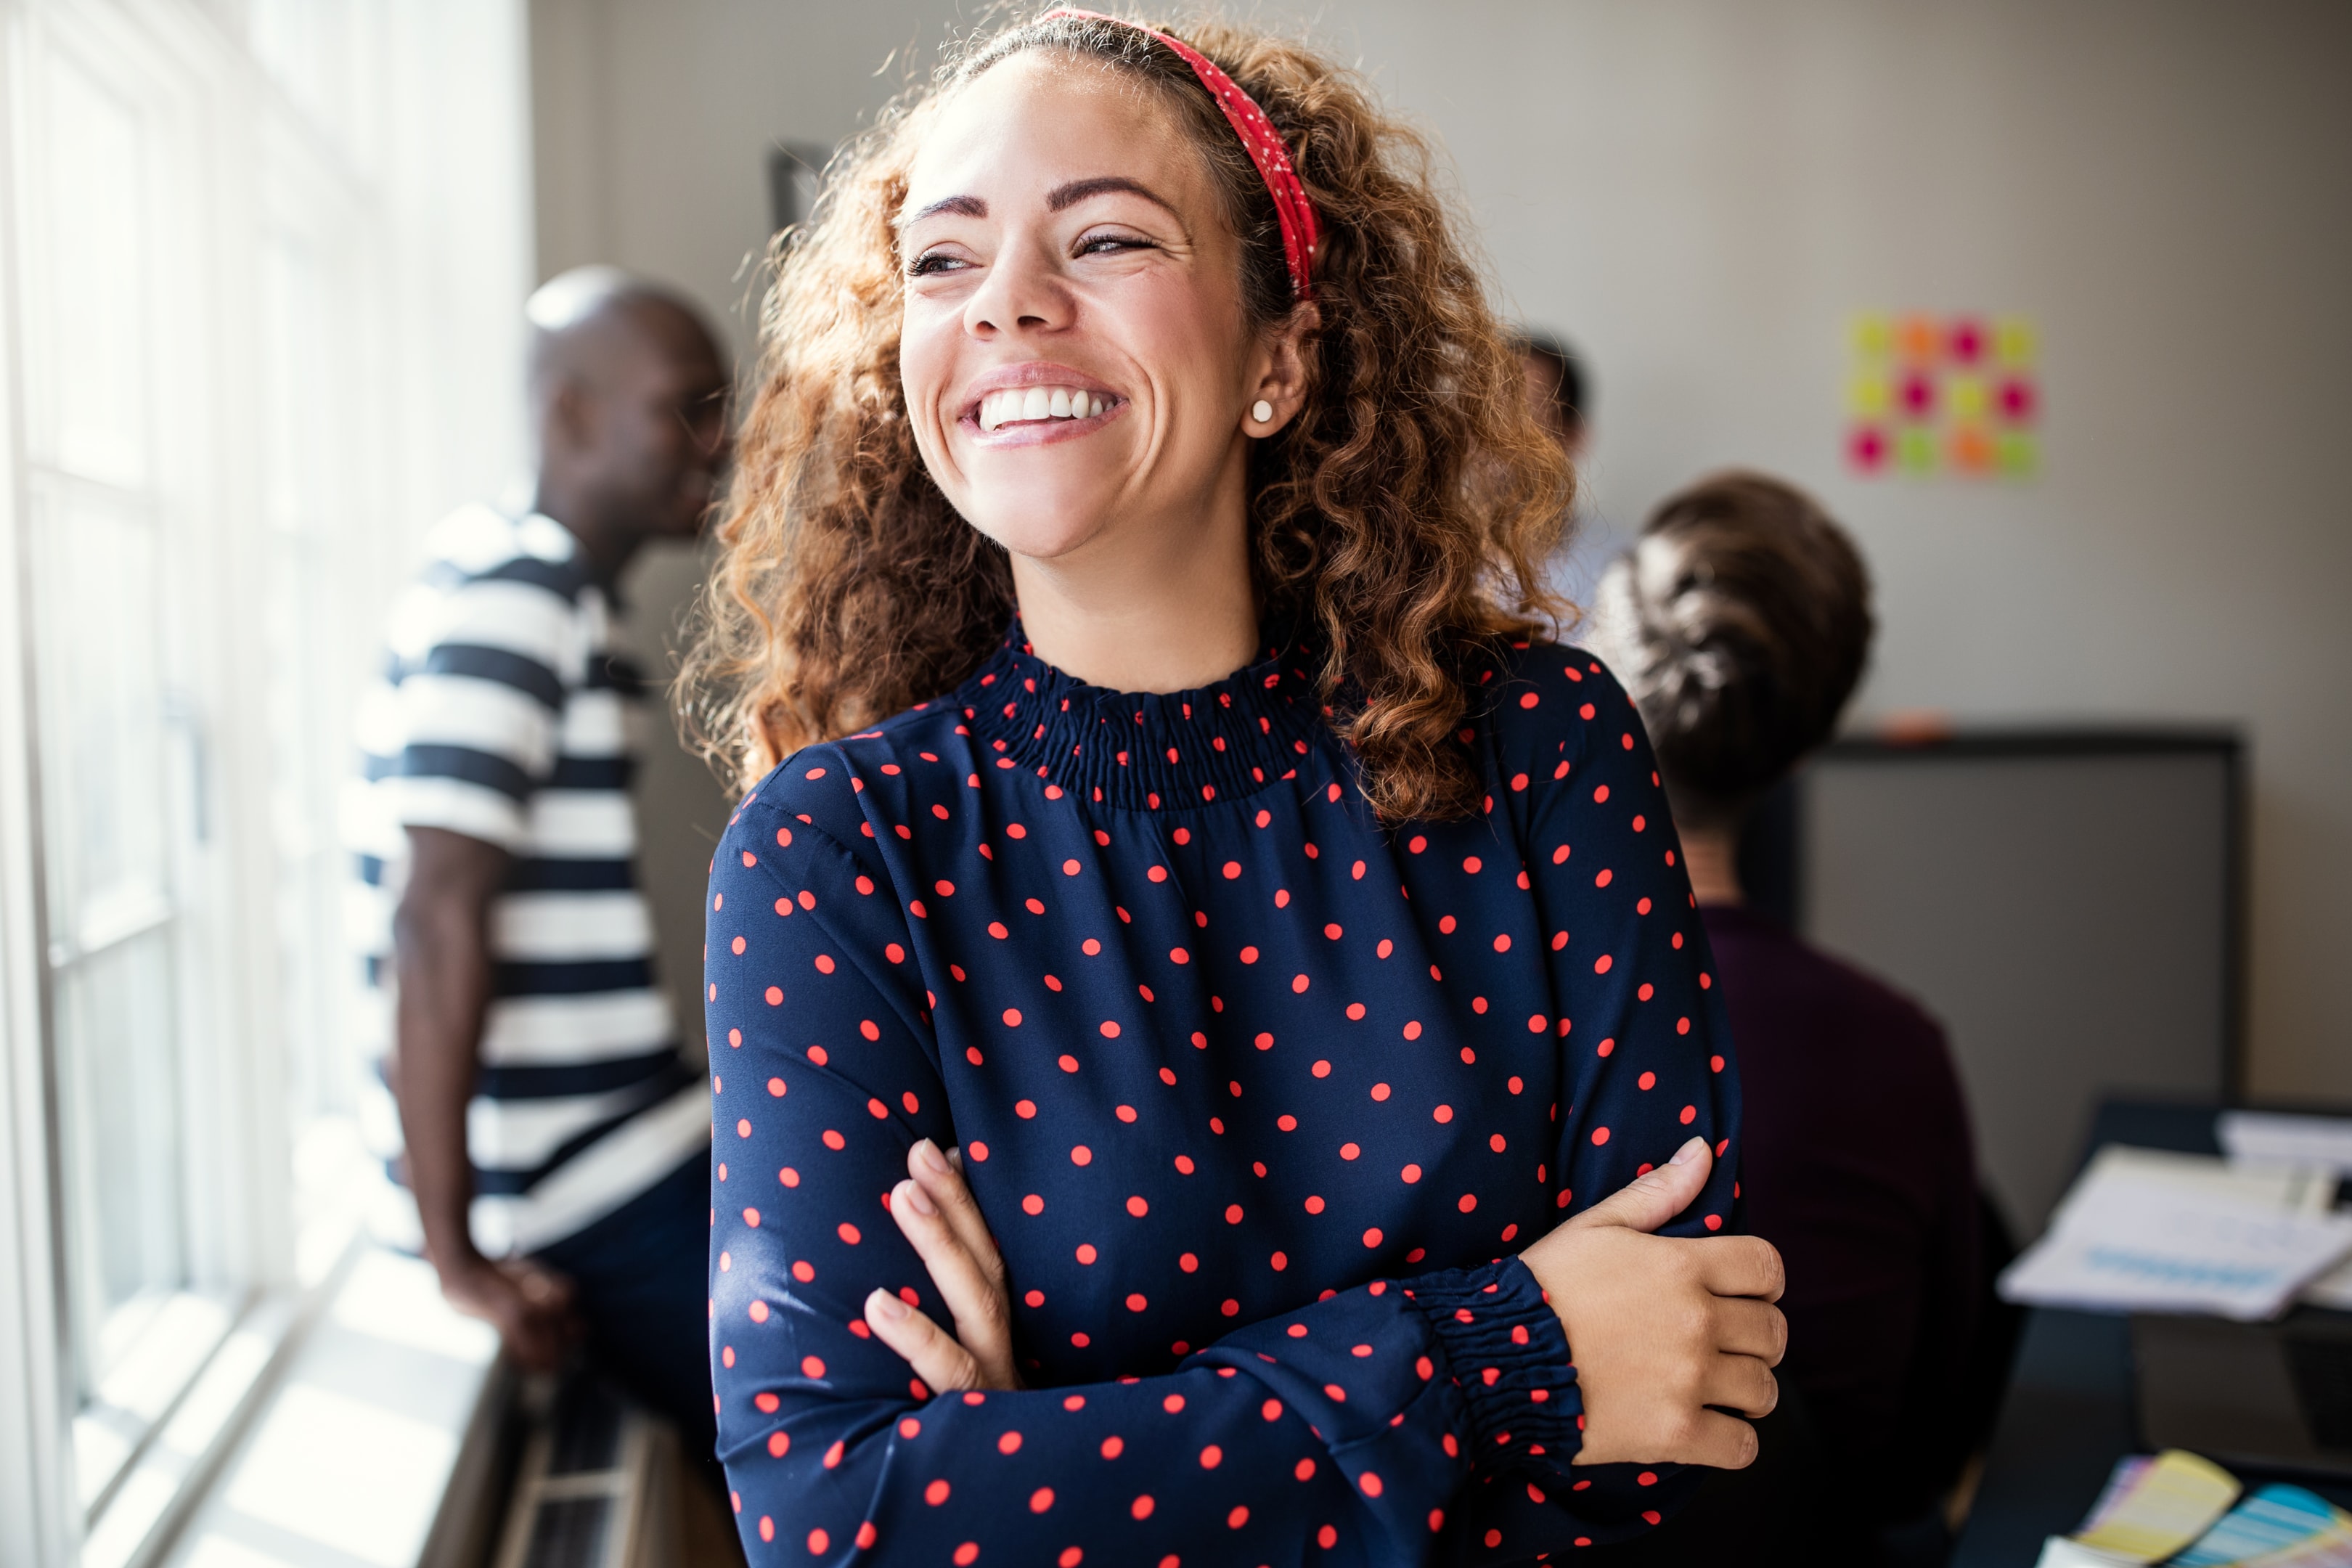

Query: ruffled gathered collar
[953,620,1327,811]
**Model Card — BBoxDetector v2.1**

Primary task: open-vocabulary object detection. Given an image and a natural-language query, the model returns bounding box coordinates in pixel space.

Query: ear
[1242,300,1320,437]
[544,375,598,461]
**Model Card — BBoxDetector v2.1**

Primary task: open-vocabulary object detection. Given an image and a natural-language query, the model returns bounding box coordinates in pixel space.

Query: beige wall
[528,0,2352,1097]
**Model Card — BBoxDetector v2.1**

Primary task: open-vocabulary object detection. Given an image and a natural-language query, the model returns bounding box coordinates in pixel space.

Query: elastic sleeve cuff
[1406,1256,1585,1473]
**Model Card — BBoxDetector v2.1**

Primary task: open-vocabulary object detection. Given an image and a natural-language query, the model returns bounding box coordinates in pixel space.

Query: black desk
[1953,1101,2352,1567]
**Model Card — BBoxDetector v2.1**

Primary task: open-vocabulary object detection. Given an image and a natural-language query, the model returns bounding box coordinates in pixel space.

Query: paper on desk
[2303,1240,2352,1312]
[1999,1147,2352,1320]
[2219,1112,2352,1178]
[2035,1540,2142,1568]
[2173,1485,2350,1567]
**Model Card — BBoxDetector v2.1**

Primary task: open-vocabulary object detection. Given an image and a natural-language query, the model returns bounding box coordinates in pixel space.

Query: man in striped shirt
[349,269,730,1466]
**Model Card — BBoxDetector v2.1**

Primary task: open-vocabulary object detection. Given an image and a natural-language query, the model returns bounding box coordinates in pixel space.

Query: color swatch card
[2039,1458,2352,1568]
[2035,1450,2241,1566]
[2172,1485,2352,1567]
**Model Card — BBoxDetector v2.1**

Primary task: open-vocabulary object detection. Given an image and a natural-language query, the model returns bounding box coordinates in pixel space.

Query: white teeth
[974,387,1111,430]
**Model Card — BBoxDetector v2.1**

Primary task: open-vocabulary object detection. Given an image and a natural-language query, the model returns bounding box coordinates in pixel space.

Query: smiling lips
[976,385,1114,433]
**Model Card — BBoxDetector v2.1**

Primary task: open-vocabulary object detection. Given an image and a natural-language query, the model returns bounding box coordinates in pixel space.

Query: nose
[963,232,1074,341]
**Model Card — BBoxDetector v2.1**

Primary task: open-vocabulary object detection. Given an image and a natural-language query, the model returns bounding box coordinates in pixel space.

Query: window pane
[28,483,171,944]
[53,929,185,1372]
[36,49,148,489]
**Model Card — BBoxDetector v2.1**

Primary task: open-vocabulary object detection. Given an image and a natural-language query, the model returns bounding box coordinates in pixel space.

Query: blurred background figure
[1514,324,1590,460]
[1516,328,1590,465]
[348,266,732,1491]
[1512,327,1625,616]
[1591,473,1999,1565]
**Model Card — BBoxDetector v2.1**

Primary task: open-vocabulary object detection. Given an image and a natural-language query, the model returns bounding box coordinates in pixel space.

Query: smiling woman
[683,9,1781,1567]
[684,10,1570,822]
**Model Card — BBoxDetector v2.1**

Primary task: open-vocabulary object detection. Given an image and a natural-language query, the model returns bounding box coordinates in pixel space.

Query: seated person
[1592,472,1985,1543]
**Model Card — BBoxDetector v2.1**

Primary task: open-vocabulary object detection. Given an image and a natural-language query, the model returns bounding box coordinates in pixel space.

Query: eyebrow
[1047,176,1179,217]
[901,176,1181,228]
[906,193,988,224]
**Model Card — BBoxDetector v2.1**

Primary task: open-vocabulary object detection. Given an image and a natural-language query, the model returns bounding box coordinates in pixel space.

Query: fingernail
[1670,1136,1707,1166]
[869,1289,909,1320]
[901,1178,938,1217]
[915,1138,950,1175]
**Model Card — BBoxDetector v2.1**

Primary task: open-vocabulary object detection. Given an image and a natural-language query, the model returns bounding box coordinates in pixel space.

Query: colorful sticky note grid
[1845,311,2040,481]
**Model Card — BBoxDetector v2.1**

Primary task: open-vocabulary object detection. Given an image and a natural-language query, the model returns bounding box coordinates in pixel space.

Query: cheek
[899,309,957,427]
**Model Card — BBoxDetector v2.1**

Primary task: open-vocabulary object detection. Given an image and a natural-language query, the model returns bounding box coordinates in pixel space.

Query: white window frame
[0,1,534,1564]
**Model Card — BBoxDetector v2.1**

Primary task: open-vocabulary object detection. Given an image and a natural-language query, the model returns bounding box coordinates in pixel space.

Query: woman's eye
[1078,234,1155,256]
[907,252,968,277]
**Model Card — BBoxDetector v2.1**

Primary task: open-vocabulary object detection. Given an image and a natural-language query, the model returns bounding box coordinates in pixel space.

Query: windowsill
[76,1291,245,1519]
[91,1243,509,1568]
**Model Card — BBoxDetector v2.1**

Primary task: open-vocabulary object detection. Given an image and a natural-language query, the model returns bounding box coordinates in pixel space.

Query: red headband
[1042,8,1320,301]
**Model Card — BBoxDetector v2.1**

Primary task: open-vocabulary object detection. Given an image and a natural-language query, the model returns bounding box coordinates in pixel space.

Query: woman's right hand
[1518,1137,1786,1469]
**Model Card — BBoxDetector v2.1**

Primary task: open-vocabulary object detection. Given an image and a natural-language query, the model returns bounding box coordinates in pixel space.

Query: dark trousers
[534,1153,717,1484]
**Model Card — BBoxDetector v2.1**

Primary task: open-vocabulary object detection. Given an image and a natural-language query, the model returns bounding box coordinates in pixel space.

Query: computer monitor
[1744,732,2244,1232]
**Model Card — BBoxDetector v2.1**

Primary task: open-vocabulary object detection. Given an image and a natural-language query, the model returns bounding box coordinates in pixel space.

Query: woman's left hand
[863,1138,1025,1392]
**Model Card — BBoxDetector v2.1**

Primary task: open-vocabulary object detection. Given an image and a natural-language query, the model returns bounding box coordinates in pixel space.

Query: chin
[954,469,1124,563]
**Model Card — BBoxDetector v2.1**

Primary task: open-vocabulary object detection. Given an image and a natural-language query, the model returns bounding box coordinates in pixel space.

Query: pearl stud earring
[1251,399,1275,423]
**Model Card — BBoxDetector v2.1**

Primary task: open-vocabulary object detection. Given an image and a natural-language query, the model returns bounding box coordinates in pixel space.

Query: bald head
[526,267,732,571]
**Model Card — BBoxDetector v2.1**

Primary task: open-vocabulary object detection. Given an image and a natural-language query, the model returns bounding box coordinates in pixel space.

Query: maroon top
[1700,904,1981,1520]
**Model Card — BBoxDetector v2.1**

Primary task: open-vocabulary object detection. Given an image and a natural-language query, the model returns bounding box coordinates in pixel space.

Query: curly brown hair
[679,7,1574,820]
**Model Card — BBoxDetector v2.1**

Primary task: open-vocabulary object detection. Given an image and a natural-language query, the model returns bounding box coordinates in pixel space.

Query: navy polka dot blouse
[705,626,1741,1565]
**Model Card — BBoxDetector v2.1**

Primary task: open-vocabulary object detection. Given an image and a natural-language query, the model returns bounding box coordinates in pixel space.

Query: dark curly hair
[678,7,1574,820]
[1591,470,1874,831]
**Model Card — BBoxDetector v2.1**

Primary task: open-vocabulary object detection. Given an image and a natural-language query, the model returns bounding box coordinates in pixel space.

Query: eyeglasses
[674,388,732,454]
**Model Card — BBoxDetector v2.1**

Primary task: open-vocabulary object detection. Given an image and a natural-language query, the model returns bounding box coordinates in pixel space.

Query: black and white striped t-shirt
[349,505,706,1255]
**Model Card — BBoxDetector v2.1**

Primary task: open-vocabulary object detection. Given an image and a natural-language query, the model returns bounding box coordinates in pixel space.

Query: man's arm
[388,823,580,1370]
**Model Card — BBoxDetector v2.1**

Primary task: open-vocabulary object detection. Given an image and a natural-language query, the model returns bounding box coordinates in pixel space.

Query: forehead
[905,49,1206,213]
